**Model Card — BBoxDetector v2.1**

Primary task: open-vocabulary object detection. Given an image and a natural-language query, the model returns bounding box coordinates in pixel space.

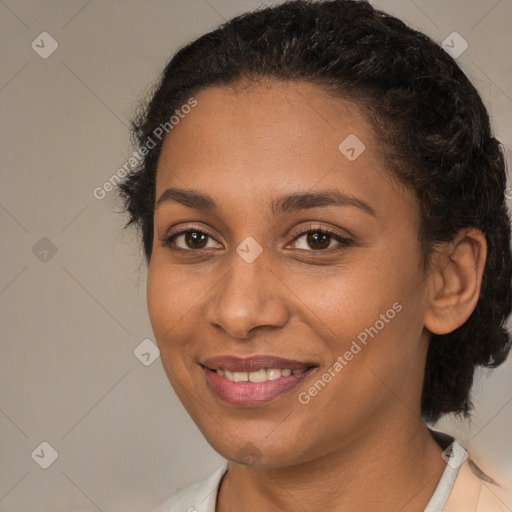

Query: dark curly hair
[117,0,512,423]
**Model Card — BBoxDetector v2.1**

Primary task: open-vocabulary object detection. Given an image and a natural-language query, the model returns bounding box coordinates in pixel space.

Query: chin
[201,426,307,468]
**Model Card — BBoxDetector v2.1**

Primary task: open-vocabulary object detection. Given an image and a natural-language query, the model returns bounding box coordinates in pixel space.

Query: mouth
[200,355,318,407]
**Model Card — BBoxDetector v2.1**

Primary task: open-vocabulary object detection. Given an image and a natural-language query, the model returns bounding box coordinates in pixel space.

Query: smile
[200,355,318,406]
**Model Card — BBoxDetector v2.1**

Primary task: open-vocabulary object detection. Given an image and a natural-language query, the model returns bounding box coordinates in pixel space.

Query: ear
[424,228,487,335]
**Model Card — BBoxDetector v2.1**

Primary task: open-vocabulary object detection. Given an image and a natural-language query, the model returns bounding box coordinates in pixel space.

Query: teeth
[233,371,248,382]
[216,368,306,382]
[267,369,281,380]
[248,369,267,383]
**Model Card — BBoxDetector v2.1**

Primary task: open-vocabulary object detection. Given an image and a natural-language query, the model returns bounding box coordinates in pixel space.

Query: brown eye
[290,228,353,252]
[305,231,331,250]
[159,228,221,251]
[184,231,208,249]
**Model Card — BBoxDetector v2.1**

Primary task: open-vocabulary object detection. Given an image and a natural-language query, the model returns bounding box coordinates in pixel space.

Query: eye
[159,227,221,251]
[158,225,353,253]
[289,226,353,252]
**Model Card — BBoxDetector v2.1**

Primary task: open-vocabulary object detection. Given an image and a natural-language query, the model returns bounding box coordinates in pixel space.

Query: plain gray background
[1,0,511,511]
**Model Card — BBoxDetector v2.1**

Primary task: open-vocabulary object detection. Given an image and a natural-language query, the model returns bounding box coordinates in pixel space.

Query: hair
[117,0,512,423]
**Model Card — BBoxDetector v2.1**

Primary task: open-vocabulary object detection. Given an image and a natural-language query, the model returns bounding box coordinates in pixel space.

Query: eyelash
[158,224,353,254]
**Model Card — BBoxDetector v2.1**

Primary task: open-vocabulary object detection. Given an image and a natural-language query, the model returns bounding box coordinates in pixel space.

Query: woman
[118,1,512,510]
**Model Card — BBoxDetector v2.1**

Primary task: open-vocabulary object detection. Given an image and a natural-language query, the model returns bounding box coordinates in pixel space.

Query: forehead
[155,79,414,222]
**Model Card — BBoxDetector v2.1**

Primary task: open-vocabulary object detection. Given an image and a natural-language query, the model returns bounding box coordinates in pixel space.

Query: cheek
[146,258,190,352]
[146,261,168,337]
[147,253,198,329]
[146,255,216,383]
[298,251,426,390]
[292,255,408,340]
[296,302,425,439]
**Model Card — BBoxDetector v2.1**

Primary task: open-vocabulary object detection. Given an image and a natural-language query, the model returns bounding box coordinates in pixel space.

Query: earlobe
[423,228,487,336]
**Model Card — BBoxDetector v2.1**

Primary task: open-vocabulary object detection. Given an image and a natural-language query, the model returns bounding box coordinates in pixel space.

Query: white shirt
[153,431,511,512]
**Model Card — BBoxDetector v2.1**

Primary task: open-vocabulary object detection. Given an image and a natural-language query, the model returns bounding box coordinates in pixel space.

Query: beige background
[1,0,511,511]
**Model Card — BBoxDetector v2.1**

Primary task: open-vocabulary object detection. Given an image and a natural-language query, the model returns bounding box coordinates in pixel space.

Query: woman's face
[147,79,433,466]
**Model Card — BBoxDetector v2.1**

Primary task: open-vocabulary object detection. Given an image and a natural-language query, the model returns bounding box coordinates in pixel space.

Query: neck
[216,419,446,512]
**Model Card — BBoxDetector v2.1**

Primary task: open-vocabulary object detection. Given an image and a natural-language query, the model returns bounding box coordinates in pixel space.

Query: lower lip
[203,367,314,407]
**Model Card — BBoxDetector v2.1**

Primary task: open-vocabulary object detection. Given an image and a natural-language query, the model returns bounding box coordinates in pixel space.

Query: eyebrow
[155,187,377,217]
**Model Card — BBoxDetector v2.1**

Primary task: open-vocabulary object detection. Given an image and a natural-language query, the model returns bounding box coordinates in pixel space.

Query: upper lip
[201,355,318,373]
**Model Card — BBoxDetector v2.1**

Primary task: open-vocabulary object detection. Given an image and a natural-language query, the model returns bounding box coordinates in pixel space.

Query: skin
[147,79,487,511]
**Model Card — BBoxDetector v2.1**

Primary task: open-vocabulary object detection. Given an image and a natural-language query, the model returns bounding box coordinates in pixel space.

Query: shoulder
[426,429,511,512]
[444,449,511,512]
[152,462,229,512]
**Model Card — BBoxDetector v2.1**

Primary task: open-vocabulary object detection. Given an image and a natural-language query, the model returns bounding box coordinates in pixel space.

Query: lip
[201,355,318,407]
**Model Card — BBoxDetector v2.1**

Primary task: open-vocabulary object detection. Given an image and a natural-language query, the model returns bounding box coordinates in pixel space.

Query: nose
[206,246,290,340]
